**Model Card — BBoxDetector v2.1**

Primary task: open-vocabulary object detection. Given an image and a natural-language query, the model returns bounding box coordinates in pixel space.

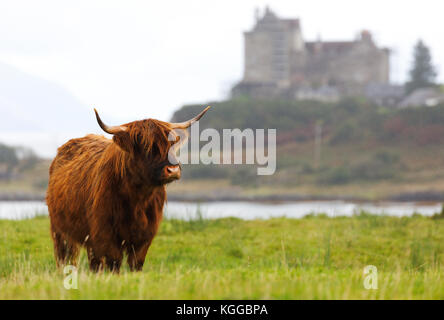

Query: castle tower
[243,7,303,88]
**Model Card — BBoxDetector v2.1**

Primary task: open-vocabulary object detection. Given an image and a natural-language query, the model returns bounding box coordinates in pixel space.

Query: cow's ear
[112,132,133,153]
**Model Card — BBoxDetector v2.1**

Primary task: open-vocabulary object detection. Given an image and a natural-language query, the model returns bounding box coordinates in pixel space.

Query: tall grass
[0,212,443,299]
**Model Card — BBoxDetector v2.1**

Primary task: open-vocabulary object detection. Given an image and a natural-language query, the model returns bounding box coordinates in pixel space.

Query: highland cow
[46,106,210,272]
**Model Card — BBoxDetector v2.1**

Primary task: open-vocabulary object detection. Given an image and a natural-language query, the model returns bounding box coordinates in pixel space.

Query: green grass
[0,213,444,299]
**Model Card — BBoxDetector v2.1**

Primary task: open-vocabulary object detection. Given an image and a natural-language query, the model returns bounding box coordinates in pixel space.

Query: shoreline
[1,190,443,203]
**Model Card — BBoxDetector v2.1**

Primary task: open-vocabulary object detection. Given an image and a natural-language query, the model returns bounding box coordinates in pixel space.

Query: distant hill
[3,96,444,201]
[171,97,444,146]
[0,61,98,133]
[171,97,444,198]
[0,62,119,157]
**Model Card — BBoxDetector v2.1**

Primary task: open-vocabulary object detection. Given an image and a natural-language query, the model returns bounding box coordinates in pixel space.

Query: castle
[232,7,398,104]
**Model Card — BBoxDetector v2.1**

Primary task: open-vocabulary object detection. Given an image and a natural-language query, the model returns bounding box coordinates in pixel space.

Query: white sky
[0,0,443,123]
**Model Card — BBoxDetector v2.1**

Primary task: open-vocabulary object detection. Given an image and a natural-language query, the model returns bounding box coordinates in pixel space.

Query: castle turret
[243,7,303,88]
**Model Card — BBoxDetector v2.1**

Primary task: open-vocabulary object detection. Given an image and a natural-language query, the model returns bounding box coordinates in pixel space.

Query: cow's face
[94,107,210,186]
[123,119,182,185]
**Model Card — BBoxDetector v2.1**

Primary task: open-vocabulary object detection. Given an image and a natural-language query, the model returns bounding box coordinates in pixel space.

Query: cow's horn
[170,106,211,129]
[94,109,127,134]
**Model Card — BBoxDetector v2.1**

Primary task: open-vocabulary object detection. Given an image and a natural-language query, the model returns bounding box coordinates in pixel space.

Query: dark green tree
[0,143,18,180]
[0,143,18,167]
[405,40,437,94]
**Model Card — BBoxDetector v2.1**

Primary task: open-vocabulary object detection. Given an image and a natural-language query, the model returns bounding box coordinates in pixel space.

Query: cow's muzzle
[163,165,181,181]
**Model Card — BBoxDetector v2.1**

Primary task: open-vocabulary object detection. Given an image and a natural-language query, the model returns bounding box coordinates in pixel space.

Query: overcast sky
[0,0,443,123]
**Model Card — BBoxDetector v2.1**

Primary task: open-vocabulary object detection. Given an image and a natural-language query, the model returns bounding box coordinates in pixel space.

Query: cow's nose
[165,165,180,178]
[166,166,180,174]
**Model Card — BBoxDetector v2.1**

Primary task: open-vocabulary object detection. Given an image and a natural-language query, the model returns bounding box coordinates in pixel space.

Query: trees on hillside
[0,143,39,180]
[0,143,19,180]
[405,40,437,94]
[0,143,18,167]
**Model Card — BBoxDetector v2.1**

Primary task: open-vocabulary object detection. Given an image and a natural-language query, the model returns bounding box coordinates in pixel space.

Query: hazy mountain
[0,62,119,157]
[0,61,98,133]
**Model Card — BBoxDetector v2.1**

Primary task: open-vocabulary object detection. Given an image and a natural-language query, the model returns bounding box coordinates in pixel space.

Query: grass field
[0,213,444,299]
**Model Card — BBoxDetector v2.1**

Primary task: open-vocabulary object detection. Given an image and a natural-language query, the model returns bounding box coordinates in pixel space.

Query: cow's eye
[151,144,159,156]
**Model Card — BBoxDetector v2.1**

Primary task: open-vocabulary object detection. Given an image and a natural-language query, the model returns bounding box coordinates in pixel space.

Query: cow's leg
[88,244,123,273]
[87,245,104,272]
[87,227,124,272]
[127,243,150,272]
[65,241,80,266]
[51,227,79,267]
[104,248,123,273]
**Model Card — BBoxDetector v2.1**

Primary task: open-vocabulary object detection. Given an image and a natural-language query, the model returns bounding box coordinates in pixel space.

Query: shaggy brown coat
[46,109,208,272]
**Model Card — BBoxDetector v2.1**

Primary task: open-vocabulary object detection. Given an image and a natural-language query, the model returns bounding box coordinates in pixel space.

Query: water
[0,200,442,220]
[0,201,48,220]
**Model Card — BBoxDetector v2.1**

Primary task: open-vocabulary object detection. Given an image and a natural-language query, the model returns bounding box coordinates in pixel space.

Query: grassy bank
[0,214,444,299]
